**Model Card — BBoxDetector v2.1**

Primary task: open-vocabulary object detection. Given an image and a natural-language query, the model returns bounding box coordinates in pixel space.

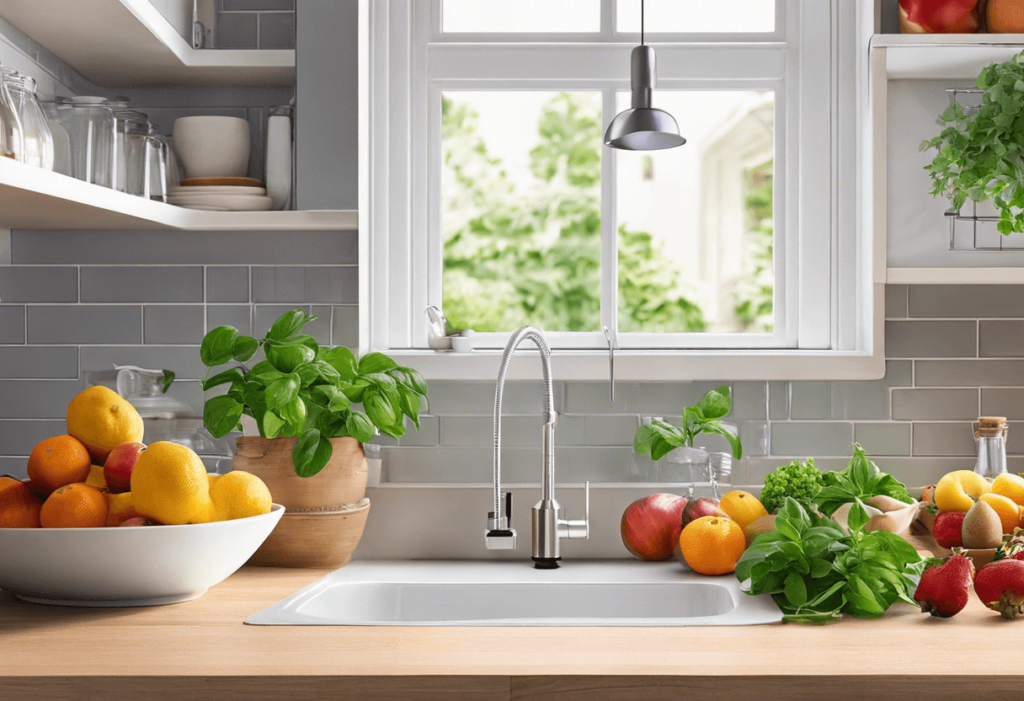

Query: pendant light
[604,0,686,151]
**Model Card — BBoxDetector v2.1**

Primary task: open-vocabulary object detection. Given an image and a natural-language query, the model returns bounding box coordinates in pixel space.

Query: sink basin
[246,560,782,626]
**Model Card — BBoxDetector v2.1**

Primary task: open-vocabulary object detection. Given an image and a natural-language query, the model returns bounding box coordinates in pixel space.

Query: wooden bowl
[247,501,370,568]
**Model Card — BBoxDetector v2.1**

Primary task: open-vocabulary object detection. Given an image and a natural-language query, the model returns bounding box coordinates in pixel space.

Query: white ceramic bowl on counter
[172,116,251,178]
[0,504,283,607]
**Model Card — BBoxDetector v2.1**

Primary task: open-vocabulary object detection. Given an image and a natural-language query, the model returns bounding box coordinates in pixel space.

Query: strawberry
[914,551,975,618]
[933,511,966,549]
[974,559,1024,619]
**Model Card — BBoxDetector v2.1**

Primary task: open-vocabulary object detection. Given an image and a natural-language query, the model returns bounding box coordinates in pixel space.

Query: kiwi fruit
[962,500,1003,549]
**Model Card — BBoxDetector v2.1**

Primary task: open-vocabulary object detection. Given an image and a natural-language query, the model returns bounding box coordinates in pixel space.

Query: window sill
[380,348,885,381]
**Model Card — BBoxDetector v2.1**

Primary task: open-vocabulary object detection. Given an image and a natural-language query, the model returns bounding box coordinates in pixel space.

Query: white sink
[246,560,782,626]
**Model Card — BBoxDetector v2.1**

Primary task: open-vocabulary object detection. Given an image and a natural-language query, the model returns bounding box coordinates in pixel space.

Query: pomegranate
[620,494,687,561]
[974,559,1024,619]
[899,0,981,33]
[914,552,975,618]
[680,497,728,529]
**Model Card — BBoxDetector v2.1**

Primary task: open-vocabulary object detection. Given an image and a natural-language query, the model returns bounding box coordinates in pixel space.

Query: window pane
[616,0,776,33]
[616,91,775,334]
[442,0,601,33]
[442,91,602,333]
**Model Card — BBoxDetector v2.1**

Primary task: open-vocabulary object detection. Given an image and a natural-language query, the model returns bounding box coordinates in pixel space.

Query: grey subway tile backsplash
[885,320,977,358]
[144,306,205,344]
[0,347,77,379]
[0,420,68,455]
[0,380,86,418]
[0,306,25,343]
[259,12,296,49]
[891,388,979,420]
[884,285,907,318]
[207,305,252,335]
[731,382,767,420]
[915,359,1024,387]
[768,381,789,420]
[0,267,77,302]
[332,305,359,348]
[81,346,208,381]
[81,267,203,303]
[207,267,250,303]
[251,266,358,304]
[584,416,639,447]
[912,423,977,457]
[216,11,259,49]
[27,306,142,345]
[908,285,1024,318]
[981,388,1024,419]
[770,422,854,457]
[979,320,1024,358]
[853,422,911,456]
[222,0,295,9]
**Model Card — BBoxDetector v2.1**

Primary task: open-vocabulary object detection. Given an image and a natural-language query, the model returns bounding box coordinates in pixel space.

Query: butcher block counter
[2,564,1022,701]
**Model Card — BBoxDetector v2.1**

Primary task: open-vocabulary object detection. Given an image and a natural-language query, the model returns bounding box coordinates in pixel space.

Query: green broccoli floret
[760,458,824,513]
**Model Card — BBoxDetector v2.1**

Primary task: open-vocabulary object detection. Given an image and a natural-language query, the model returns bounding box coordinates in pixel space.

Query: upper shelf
[873,34,1024,80]
[0,0,294,87]
[0,157,355,231]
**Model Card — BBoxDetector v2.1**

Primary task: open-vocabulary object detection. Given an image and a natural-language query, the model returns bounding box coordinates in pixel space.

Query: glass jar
[40,98,71,176]
[974,417,1008,480]
[64,96,115,187]
[0,67,22,163]
[151,133,180,192]
[145,126,168,202]
[3,73,51,170]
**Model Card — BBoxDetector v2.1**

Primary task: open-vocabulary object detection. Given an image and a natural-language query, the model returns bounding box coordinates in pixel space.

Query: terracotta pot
[248,502,371,568]
[233,436,367,511]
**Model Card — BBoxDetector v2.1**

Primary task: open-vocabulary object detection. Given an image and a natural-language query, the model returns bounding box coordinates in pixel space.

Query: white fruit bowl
[0,504,284,607]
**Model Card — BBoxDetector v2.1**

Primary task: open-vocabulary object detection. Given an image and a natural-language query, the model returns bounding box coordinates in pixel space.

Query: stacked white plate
[168,185,273,212]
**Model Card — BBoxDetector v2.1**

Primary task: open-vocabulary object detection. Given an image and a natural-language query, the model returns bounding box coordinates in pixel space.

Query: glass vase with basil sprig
[198,309,429,477]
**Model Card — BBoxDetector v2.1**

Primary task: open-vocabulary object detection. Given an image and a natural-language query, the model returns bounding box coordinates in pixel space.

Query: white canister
[266,106,292,211]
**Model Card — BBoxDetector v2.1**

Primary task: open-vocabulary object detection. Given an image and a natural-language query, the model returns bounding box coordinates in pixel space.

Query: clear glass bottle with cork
[974,416,1008,479]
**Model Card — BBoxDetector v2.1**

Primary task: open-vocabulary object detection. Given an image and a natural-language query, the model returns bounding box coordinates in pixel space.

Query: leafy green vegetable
[759,458,824,513]
[922,51,1024,234]
[159,369,175,394]
[736,498,925,623]
[198,309,429,478]
[814,444,913,517]
[632,386,742,461]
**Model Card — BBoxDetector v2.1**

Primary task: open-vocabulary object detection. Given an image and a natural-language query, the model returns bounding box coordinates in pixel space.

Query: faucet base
[532,556,561,570]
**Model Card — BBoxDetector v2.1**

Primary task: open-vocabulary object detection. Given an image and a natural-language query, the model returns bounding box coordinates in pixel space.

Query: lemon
[130,442,213,525]
[209,471,272,521]
[66,386,144,462]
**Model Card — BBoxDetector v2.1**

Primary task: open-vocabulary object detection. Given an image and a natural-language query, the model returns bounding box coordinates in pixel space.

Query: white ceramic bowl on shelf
[0,505,284,607]
[172,116,251,178]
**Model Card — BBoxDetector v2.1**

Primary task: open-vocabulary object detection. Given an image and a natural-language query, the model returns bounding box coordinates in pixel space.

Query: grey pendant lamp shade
[604,2,686,151]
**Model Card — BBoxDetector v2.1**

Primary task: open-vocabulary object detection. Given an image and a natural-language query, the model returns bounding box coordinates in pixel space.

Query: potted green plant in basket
[923,51,1024,235]
[198,309,429,567]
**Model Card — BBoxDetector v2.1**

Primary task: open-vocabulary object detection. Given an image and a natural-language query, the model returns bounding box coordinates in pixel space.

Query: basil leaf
[263,410,286,439]
[323,347,358,380]
[342,378,370,403]
[784,571,807,607]
[699,421,742,459]
[346,410,376,443]
[291,428,333,477]
[200,325,239,366]
[232,335,259,362]
[160,369,175,393]
[268,309,312,341]
[314,359,341,383]
[698,385,731,419]
[650,437,677,462]
[364,389,397,427]
[633,424,660,454]
[315,384,352,412]
[395,366,427,396]
[810,558,833,578]
[294,362,320,387]
[202,367,245,392]
[279,396,307,432]
[846,500,870,533]
[265,374,300,410]
[358,352,398,375]
[398,386,422,429]
[203,395,243,438]
[265,342,315,373]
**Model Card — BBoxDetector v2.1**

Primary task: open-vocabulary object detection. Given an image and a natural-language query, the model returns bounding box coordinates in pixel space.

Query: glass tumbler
[0,67,22,163]
[145,127,168,202]
[64,96,115,187]
[3,73,51,170]
[122,115,150,197]
[40,99,72,176]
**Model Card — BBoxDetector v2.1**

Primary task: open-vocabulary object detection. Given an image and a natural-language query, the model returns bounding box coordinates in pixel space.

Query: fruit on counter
[994,528,1024,562]
[209,471,273,522]
[978,493,1020,535]
[898,0,981,33]
[680,497,728,529]
[987,0,1024,32]
[992,473,1024,507]
[921,484,936,506]
[207,473,221,488]
[866,495,916,513]
[679,516,746,576]
[718,491,768,530]
[103,441,146,494]
[66,386,144,463]
[620,493,688,561]
[85,464,106,489]
[130,442,215,525]
[119,517,160,527]
[39,483,108,529]
[815,445,914,517]
[104,491,142,527]
[0,476,42,528]
[974,559,1024,619]
[743,514,776,548]
[962,501,1004,549]
[913,551,975,618]
[758,458,823,513]
[934,470,991,513]
[933,511,967,549]
[26,435,92,495]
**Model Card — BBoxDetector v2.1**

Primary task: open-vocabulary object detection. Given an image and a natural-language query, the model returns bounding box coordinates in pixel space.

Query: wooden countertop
[3,563,1023,701]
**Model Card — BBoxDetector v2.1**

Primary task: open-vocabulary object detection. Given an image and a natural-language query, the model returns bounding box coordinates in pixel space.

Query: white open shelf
[0,157,354,231]
[873,34,1024,80]
[886,267,1024,284]
[0,0,294,87]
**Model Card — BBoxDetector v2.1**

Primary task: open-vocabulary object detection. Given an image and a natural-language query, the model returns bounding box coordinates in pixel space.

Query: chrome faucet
[484,326,589,569]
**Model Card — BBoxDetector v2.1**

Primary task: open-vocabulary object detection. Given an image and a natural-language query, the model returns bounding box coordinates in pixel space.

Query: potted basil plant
[199,308,428,524]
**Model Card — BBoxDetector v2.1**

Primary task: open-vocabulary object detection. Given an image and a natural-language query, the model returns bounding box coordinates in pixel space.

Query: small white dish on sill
[0,505,284,607]
[168,194,274,212]
[169,185,267,196]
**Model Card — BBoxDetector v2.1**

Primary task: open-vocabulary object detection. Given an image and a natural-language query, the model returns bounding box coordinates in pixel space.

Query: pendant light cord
[641,0,645,45]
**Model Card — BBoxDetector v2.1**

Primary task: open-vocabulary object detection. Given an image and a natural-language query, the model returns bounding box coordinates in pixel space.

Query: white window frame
[358,0,883,381]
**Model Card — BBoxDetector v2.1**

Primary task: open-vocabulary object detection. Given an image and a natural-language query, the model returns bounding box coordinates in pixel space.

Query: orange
[210,471,272,521]
[26,434,92,494]
[85,464,107,489]
[993,473,1024,507]
[104,491,142,527]
[66,386,144,463]
[679,516,746,576]
[40,483,108,528]
[719,491,769,530]
[0,476,42,528]
[130,442,213,525]
[979,493,1020,535]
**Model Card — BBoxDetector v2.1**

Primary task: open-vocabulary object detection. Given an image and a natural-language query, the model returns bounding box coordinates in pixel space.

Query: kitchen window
[359,0,879,380]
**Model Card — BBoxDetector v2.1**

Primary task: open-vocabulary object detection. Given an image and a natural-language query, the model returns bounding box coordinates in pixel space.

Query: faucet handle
[560,481,590,540]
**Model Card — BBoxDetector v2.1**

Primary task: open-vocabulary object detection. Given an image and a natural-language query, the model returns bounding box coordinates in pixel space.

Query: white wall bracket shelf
[873,34,1024,80]
[0,0,294,87]
[886,268,1024,284]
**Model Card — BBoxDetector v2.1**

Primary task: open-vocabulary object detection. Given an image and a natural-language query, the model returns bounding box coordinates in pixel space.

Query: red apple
[119,517,160,527]
[103,441,146,494]
[680,497,729,529]
[621,494,688,561]
[899,0,980,34]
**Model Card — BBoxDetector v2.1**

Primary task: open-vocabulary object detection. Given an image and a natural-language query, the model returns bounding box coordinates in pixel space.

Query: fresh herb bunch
[632,385,741,462]
[922,51,1024,234]
[814,444,913,517]
[759,458,824,513]
[198,309,428,478]
[736,498,927,623]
